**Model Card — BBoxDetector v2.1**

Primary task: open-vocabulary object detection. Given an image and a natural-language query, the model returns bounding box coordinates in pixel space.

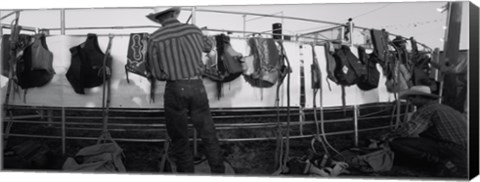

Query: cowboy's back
[411,102,467,148]
[148,19,211,81]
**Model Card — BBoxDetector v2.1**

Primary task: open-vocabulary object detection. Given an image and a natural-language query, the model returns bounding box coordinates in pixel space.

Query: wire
[351,3,393,20]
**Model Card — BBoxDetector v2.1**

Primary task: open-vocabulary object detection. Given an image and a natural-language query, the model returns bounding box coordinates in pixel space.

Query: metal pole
[0,11,17,21]
[353,105,359,147]
[191,6,196,25]
[191,6,199,157]
[62,107,66,155]
[47,109,53,127]
[0,10,2,71]
[196,8,344,26]
[348,18,353,46]
[60,9,65,35]
[243,14,246,38]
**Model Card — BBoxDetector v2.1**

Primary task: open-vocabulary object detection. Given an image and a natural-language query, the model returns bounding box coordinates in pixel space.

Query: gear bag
[339,144,394,173]
[62,140,126,172]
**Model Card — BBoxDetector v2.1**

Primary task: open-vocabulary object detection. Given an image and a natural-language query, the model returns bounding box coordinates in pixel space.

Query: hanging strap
[272,41,291,175]
[341,85,347,116]
[4,13,21,108]
[99,34,114,142]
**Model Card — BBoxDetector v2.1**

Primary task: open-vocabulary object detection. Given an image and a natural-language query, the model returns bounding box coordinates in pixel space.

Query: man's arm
[202,35,214,53]
[381,113,432,141]
[147,41,168,81]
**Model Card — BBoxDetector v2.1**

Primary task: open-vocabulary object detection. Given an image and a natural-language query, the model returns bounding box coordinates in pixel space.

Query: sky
[0,0,475,50]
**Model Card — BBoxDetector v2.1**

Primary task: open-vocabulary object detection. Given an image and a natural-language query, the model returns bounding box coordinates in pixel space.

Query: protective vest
[66,34,111,94]
[16,34,55,89]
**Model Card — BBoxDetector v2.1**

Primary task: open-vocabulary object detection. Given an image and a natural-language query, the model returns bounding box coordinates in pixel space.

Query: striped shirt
[389,102,467,148]
[147,19,213,81]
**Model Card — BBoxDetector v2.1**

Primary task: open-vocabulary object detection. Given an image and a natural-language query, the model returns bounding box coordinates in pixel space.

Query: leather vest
[66,34,111,94]
[125,33,150,80]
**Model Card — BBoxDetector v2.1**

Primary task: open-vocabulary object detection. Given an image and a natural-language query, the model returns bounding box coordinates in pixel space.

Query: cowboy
[381,85,467,177]
[146,7,225,174]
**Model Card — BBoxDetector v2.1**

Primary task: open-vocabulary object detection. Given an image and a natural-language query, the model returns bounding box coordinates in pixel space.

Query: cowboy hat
[146,7,181,24]
[399,85,439,100]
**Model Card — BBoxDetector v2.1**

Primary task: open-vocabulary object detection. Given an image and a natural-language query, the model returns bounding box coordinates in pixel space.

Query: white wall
[1,35,395,108]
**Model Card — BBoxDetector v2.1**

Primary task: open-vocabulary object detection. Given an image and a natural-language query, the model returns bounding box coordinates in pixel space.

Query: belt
[176,75,202,81]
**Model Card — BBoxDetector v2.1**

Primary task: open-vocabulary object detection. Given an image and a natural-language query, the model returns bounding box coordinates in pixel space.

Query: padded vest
[243,37,283,88]
[332,45,366,86]
[16,34,55,89]
[356,46,380,91]
[66,34,111,94]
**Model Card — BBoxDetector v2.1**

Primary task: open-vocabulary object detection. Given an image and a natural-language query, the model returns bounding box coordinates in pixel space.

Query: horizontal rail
[3,102,398,111]
[195,8,344,26]
[3,114,398,130]
[1,23,38,32]
[4,114,41,120]
[47,25,160,31]
[3,125,391,143]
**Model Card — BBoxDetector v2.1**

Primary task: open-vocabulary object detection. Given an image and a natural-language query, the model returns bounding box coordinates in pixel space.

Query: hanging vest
[356,46,380,91]
[385,43,412,93]
[16,34,55,89]
[409,37,433,86]
[202,34,244,99]
[125,33,151,81]
[370,29,389,67]
[324,42,338,85]
[214,34,243,82]
[243,37,283,88]
[332,45,366,86]
[66,34,111,94]
[1,34,33,77]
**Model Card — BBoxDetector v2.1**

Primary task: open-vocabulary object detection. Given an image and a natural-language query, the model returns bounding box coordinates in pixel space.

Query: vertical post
[0,11,3,36]
[191,7,196,25]
[0,11,3,75]
[191,7,198,157]
[348,18,354,47]
[243,14,246,38]
[60,9,65,35]
[441,2,463,107]
[61,107,66,155]
[47,109,53,127]
[353,105,359,147]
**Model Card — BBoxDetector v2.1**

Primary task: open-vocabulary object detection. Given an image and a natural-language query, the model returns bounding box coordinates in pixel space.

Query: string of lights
[380,18,445,30]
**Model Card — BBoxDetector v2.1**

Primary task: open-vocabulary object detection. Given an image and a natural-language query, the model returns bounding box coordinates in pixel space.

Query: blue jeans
[164,79,225,173]
[390,137,467,176]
